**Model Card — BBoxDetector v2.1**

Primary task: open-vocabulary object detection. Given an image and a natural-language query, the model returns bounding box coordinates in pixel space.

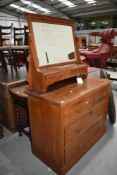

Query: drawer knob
[75,128,81,133]
[76,109,81,113]
[85,101,89,104]
[79,143,83,147]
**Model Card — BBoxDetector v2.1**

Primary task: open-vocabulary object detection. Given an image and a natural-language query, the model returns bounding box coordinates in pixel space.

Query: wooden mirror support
[27,13,87,93]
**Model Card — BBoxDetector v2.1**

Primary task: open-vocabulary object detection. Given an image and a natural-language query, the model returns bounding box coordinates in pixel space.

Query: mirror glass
[32,22,76,65]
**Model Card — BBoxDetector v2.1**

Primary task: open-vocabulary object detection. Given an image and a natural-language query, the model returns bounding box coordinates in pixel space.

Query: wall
[0,12,27,44]
[0,12,27,27]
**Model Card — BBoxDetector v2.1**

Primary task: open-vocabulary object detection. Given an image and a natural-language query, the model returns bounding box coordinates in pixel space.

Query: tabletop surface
[10,85,28,98]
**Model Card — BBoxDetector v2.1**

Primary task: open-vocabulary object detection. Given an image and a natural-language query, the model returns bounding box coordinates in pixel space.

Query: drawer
[64,95,91,127]
[65,101,106,145]
[92,86,110,106]
[65,119,106,164]
[46,71,71,84]
[46,74,57,84]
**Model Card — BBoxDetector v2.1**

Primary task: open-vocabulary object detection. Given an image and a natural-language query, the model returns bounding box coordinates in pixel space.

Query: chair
[0,24,13,72]
[13,26,29,70]
[80,28,115,68]
[13,27,25,45]
[24,25,29,45]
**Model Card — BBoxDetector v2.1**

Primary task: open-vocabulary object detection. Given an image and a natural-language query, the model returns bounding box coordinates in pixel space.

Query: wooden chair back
[24,25,29,45]
[13,27,25,45]
[0,24,13,46]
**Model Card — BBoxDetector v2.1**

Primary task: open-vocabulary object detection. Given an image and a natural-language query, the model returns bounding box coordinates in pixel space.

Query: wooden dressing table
[27,13,111,175]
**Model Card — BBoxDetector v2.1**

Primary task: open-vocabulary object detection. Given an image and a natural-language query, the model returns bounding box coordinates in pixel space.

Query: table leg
[15,103,23,136]
[0,125,3,139]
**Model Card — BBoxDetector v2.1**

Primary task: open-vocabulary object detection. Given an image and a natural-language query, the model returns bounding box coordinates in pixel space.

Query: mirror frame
[27,13,80,68]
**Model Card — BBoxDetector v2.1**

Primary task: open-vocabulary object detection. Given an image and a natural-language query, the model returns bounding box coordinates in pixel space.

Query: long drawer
[64,94,108,128]
[65,100,107,145]
[65,119,106,164]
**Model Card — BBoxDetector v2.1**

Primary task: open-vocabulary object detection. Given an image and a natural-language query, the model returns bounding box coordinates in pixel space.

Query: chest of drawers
[28,77,111,175]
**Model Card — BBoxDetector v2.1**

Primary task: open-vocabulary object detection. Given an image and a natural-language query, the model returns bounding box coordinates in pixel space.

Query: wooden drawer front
[92,86,110,106]
[46,74,57,84]
[64,96,91,127]
[65,119,106,164]
[46,71,71,84]
[65,101,105,145]
[70,68,85,77]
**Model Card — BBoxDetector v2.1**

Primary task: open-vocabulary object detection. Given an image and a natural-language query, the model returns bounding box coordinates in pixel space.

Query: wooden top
[10,85,28,98]
[38,77,111,105]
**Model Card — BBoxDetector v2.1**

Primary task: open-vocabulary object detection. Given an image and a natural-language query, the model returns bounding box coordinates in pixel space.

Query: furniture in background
[13,26,29,71]
[107,31,117,69]
[76,35,87,49]
[0,115,3,138]
[24,25,29,45]
[0,25,29,73]
[0,79,27,131]
[27,13,111,175]
[0,24,13,72]
[80,28,115,68]
[14,27,25,45]
[88,31,101,50]
[12,45,29,72]
[10,84,30,137]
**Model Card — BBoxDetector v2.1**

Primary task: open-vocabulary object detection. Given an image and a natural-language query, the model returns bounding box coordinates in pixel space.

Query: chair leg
[1,56,8,73]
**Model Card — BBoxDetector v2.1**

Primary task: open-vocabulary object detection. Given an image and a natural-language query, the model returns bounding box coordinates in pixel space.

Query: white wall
[0,12,27,27]
[0,12,28,44]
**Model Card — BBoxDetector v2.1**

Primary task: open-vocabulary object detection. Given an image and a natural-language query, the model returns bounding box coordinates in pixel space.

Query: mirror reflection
[32,22,76,65]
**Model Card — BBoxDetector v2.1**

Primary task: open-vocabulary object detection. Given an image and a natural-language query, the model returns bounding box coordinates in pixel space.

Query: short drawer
[65,101,106,145]
[46,74,57,84]
[64,96,91,127]
[46,71,71,84]
[92,86,110,106]
[65,119,106,164]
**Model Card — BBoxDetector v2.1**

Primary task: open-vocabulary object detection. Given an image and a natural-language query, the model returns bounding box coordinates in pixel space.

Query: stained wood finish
[0,79,26,130]
[27,13,87,93]
[28,77,111,175]
[27,13,111,175]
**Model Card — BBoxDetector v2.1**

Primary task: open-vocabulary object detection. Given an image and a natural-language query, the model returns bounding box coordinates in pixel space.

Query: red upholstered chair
[80,28,115,68]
